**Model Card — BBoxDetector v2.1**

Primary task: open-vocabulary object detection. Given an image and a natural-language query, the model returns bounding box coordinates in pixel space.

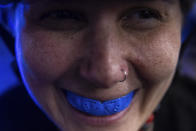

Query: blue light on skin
[14,3,41,107]
[14,3,56,123]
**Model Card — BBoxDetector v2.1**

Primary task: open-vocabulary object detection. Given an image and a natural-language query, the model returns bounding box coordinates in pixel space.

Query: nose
[80,23,128,88]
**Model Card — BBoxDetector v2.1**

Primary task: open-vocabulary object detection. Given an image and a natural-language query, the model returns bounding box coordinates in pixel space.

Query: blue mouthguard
[65,90,134,116]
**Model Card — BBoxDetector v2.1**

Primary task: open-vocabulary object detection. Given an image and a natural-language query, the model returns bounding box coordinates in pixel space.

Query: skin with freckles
[14,0,182,131]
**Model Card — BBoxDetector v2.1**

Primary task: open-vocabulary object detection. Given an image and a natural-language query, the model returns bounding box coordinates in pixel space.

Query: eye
[39,10,86,31]
[121,8,162,31]
[134,9,161,20]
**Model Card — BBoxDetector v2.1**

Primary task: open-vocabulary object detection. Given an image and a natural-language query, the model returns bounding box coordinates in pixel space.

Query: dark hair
[0,0,195,14]
[180,0,195,14]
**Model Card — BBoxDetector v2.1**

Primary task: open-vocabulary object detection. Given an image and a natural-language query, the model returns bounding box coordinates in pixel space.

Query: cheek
[142,44,179,84]
[132,29,181,85]
[17,31,80,83]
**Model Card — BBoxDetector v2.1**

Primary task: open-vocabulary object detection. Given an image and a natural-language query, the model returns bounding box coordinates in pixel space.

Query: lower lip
[68,103,130,126]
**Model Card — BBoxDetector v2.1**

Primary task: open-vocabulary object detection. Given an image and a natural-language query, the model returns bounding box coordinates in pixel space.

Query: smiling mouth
[62,89,136,117]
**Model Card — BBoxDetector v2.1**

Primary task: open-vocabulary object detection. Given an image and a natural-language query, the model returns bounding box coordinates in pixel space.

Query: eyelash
[120,8,163,31]
[122,8,162,21]
[137,9,161,20]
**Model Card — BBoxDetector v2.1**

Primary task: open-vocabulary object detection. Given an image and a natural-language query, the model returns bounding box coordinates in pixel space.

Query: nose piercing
[119,70,127,82]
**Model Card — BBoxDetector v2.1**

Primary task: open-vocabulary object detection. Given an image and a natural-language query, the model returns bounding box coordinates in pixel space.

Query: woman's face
[15,0,182,131]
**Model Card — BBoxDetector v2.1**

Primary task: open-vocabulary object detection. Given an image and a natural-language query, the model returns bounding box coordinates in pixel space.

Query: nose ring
[119,70,128,82]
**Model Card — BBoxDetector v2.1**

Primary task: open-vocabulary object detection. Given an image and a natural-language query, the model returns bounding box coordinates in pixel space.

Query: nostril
[79,52,129,88]
[80,61,129,88]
